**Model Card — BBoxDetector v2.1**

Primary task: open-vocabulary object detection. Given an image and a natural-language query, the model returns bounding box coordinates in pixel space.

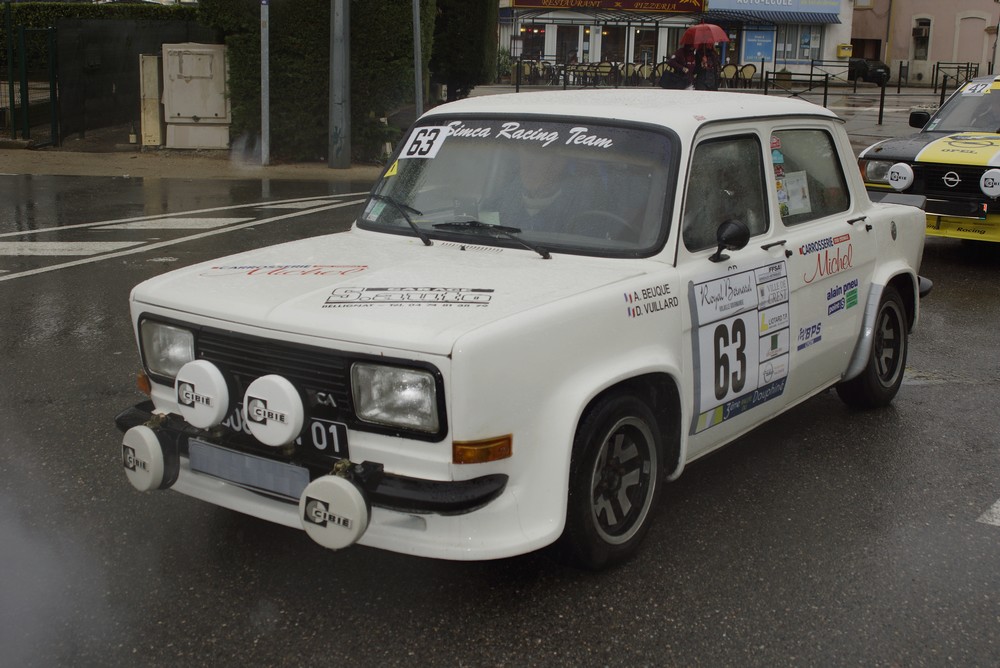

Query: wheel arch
[887,270,918,331]
[843,269,917,382]
[578,372,683,481]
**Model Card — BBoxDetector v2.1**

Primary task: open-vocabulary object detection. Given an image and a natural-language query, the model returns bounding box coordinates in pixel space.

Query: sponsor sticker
[689,261,790,434]
[323,286,494,307]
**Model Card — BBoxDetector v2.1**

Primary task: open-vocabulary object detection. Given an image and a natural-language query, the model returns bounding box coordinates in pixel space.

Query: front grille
[197,328,352,411]
[921,164,987,199]
[188,325,447,445]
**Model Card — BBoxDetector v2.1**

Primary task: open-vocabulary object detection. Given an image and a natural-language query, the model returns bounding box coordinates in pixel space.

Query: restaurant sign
[510,0,706,12]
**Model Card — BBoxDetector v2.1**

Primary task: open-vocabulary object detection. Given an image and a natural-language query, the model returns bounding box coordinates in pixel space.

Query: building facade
[852,0,1000,84]
[499,0,854,75]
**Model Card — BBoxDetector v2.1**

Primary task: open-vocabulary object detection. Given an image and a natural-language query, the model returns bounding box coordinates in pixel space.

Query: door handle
[761,239,792,257]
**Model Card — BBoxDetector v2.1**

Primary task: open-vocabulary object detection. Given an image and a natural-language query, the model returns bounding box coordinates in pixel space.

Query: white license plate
[219,405,350,459]
[188,438,309,500]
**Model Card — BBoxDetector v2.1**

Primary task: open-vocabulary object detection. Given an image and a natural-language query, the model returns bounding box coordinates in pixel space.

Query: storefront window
[557,25,580,64]
[601,26,626,62]
[520,24,547,60]
[776,24,822,63]
[633,28,657,66]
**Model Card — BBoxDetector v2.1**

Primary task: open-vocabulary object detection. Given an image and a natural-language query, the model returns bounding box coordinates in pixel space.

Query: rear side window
[770,130,850,226]
[682,135,768,251]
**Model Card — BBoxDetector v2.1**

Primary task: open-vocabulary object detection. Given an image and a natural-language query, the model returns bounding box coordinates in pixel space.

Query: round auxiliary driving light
[175,360,230,429]
[980,168,1000,198]
[242,375,305,447]
[300,475,370,550]
[887,163,914,192]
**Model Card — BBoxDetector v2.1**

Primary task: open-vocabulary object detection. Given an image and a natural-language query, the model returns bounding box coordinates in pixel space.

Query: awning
[501,6,842,26]
[704,10,841,25]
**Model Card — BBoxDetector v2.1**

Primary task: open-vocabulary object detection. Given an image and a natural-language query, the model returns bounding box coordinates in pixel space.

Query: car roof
[419,89,840,138]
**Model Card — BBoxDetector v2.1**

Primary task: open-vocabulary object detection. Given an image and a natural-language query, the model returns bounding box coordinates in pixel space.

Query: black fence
[2,13,215,144]
[510,56,762,91]
[1,10,58,144]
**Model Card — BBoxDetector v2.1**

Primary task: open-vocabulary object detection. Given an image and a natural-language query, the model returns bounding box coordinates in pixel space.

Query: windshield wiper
[369,194,431,246]
[432,220,551,259]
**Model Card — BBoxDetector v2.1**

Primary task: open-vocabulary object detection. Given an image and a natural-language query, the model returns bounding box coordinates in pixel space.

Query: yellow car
[859,75,1000,242]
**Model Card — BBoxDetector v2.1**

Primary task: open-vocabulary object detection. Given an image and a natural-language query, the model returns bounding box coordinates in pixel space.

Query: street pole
[5,0,16,139]
[413,0,423,117]
[260,0,270,166]
[329,0,350,169]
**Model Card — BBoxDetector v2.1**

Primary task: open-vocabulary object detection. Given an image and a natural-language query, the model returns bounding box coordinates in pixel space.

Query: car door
[678,130,795,460]
[765,124,877,401]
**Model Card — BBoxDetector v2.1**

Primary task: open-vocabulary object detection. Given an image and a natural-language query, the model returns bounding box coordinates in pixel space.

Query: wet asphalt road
[1,173,999,667]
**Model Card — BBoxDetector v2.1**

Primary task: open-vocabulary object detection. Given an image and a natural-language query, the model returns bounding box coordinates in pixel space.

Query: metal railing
[932,61,978,93]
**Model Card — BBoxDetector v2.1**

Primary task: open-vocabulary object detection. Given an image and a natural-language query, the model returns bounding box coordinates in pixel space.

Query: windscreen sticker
[780,171,812,216]
[689,261,790,435]
[962,82,994,96]
[398,126,451,159]
[401,120,617,158]
[323,287,494,308]
[384,161,399,177]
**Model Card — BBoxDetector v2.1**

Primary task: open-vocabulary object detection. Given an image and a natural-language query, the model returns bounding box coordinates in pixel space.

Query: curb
[0,138,33,150]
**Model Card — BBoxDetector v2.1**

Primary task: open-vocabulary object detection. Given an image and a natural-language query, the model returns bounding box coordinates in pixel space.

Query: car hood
[131,229,652,356]
[860,130,1000,166]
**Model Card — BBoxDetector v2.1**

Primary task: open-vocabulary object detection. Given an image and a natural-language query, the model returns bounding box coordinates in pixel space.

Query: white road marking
[256,200,340,210]
[95,217,254,230]
[0,199,364,282]
[0,192,370,239]
[0,241,144,256]
[977,500,1000,526]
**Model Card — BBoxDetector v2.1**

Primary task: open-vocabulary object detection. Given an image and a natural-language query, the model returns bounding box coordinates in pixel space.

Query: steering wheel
[570,210,640,241]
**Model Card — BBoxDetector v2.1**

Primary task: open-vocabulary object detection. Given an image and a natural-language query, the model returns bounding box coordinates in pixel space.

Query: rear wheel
[837,285,908,408]
[562,393,662,570]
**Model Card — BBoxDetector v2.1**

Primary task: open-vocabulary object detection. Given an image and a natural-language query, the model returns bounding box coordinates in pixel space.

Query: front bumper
[867,186,1000,242]
[115,402,507,516]
[925,213,1000,242]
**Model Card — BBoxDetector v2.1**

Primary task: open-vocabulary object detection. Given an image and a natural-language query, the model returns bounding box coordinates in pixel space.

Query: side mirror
[709,219,750,263]
[909,110,931,129]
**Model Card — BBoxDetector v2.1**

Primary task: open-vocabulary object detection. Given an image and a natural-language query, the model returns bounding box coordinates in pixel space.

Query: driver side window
[682,135,768,251]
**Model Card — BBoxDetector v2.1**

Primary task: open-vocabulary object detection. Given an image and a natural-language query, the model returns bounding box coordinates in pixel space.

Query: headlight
[351,363,439,433]
[139,320,195,380]
[860,159,897,184]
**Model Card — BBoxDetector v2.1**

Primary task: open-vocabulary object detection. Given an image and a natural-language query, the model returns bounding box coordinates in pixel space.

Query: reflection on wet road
[0,175,368,282]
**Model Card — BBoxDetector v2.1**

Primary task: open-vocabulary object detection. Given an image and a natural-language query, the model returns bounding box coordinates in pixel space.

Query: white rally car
[117,90,930,569]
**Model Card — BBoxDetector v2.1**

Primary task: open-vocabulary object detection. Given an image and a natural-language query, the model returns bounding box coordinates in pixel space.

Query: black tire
[836,285,908,409]
[562,393,663,570]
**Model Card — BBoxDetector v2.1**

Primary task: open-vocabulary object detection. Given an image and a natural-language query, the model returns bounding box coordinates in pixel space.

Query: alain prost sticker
[323,286,494,307]
[689,261,790,435]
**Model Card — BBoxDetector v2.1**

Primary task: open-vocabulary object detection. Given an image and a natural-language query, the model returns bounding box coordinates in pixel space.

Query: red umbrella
[680,23,729,47]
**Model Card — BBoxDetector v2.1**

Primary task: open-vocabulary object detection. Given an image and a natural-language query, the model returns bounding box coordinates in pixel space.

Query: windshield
[926,82,1000,133]
[359,117,676,257]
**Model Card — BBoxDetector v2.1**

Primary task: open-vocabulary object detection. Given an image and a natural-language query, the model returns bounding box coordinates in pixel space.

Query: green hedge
[199,0,435,163]
[1,2,198,74]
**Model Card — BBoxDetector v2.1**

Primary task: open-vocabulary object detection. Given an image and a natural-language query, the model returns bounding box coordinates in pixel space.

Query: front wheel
[836,285,908,409]
[562,393,663,570]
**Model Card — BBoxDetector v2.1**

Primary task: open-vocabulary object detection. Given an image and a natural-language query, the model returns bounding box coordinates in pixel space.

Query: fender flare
[842,271,917,382]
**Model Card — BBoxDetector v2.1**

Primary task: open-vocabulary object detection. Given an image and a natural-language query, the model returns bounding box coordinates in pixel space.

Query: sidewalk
[0,84,943,180]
